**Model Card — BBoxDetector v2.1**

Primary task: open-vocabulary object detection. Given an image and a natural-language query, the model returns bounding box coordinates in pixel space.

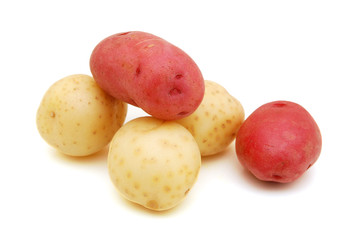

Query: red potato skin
[90,31,205,120]
[235,101,322,183]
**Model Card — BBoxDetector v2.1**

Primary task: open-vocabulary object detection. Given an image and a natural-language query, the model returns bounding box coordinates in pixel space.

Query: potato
[90,31,205,120]
[176,80,245,156]
[36,74,127,157]
[108,117,201,211]
[235,101,322,183]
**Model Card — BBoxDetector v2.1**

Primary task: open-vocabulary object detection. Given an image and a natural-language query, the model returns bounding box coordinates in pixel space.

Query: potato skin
[36,74,127,156]
[90,31,205,120]
[108,117,201,211]
[176,80,245,156]
[235,101,322,183]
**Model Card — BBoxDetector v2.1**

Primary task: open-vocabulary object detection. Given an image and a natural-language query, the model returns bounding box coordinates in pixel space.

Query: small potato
[176,80,245,156]
[90,31,205,120]
[36,74,127,156]
[235,101,322,183]
[108,117,201,211]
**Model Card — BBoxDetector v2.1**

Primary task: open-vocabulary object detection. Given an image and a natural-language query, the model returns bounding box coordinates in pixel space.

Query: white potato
[36,74,127,156]
[108,117,201,211]
[176,80,245,156]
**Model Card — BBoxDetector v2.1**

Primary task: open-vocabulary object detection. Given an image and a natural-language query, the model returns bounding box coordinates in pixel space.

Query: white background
[1,0,354,239]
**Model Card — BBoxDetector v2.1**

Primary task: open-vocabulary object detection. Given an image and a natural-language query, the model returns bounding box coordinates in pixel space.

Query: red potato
[90,31,205,120]
[235,101,322,183]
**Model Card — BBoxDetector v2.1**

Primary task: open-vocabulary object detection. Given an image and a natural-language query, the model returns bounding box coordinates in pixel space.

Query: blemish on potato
[169,88,182,96]
[167,171,174,178]
[135,66,141,76]
[118,158,125,166]
[152,176,160,183]
[184,188,190,196]
[218,109,226,115]
[175,74,183,79]
[147,200,159,209]
[164,186,171,193]
[272,174,283,180]
[50,111,56,118]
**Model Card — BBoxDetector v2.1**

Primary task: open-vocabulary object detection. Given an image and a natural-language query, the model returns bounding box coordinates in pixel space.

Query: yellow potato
[108,117,201,211]
[36,74,127,156]
[176,80,245,156]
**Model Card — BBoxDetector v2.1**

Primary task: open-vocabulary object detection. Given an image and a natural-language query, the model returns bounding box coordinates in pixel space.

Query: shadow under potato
[239,164,316,192]
[49,145,109,165]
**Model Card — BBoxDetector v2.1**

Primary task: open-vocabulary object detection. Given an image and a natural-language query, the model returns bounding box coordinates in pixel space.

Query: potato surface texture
[108,117,201,211]
[176,80,245,156]
[90,31,205,120]
[235,101,322,183]
[36,74,127,156]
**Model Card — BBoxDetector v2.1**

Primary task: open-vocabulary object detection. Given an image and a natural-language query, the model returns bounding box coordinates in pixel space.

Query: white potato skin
[176,80,245,156]
[36,74,127,156]
[108,117,201,211]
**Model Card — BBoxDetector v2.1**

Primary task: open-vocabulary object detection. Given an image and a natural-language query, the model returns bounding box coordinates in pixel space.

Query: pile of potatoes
[36,31,321,211]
